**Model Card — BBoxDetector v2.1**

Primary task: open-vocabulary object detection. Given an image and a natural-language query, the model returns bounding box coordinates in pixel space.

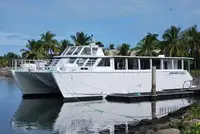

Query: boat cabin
[51,45,192,72]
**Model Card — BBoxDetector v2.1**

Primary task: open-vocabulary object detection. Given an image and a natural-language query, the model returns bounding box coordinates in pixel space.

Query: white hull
[12,70,61,96]
[11,44,195,99]
[52,70,194,98]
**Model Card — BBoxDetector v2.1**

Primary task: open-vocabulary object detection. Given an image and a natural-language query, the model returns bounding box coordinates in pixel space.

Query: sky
[0,0,200,56]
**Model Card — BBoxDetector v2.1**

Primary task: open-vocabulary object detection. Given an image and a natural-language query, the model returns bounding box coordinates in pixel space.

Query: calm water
[0,76,198,134]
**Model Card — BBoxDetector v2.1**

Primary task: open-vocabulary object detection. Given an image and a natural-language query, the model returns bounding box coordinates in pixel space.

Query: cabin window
[140,59,150,70]
[73,47,82,55]
[174,60,182,69]
[163,59,172,69]
[152,59,161,69]
[50,59,59,66]
[114,59,126,70]
[128,59,138,70]
[85,58,97,66]
[178,60,182,69]
[184,60,188,70]
[66,47,76,55]
[62,47,69,55]
[68,58,76,64]
[92,48,98,55]
[81,47,91,55]
[164,61,168,69]
[76,58,87,66]
[98,58,110,66]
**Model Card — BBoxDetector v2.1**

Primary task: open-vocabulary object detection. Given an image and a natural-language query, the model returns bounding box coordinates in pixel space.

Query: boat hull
[52,70,194,99]
[12,70,61,97]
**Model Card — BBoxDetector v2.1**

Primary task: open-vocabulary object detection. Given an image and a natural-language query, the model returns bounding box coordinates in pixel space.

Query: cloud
[0,31,72,46]
[0,32,31,46]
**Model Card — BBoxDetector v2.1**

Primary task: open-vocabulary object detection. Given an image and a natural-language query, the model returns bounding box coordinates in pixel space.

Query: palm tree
[57,39,73,54]
[117,43,131,56]
[40,31,59,57]
[95,41,104,47]
[4,52,20,67]
[134,33,160,56]
[109,44,115,49]
[0,57,8,67]
[71,32,92,46]
[20,39,44,59]
[183,25,200,68]
[162,26,187,57]
[4,52,20,59]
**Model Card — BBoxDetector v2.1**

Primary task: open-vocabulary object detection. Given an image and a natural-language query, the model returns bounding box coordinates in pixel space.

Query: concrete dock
[105,89,200,103]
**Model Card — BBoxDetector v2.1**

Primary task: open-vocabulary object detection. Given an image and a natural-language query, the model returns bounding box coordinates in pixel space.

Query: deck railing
[11,59,59,71]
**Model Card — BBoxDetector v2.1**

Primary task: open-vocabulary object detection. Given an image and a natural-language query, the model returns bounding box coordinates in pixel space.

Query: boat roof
[54,55,194,60]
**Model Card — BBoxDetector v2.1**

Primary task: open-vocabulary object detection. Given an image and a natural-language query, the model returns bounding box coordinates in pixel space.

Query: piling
[151,66,156,100]
[151,101,156,119]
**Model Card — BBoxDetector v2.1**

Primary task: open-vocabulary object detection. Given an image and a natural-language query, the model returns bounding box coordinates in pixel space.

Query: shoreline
[0,68,13,77]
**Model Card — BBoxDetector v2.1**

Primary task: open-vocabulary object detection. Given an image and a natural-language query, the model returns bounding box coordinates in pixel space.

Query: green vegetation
[184,103,200,133]
[188,103,200,119]
[0,52,20,67]
[1,25,200,69]
[169,103,200,133]
[185,122,200,134]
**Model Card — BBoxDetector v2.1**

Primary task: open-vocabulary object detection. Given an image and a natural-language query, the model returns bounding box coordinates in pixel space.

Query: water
[0,76,198,134]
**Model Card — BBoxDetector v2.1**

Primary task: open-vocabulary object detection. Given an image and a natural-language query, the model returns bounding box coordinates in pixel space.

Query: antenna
[90,34,96,46]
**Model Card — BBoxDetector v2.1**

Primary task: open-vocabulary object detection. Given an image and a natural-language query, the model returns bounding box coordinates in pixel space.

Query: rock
[145,129,154,134]
[139,126,146,133]
[188,119,200,126]
[152,128,180,134]
[139,119,152,126]
[128,130,140,134]
[99,129,110,134]
[128,122,138,131]
[169,118,181,128]
[183,112,191,119]
[114,124,126,133]
[114,124,126,130]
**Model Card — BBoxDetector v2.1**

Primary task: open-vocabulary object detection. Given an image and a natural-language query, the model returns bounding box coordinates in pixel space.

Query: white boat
[12,40,196,99]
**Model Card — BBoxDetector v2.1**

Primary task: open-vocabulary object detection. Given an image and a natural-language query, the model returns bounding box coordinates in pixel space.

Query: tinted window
[85,58,97,66]
[73,47,83,55]
[81,47,91,55]
[140,59,150,70]
[152,59,160,69]
[98,58,110,66]
[128,59,138,70]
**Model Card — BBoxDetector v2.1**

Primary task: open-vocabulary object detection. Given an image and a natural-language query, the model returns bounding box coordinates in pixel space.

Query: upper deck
[12,40,194,72]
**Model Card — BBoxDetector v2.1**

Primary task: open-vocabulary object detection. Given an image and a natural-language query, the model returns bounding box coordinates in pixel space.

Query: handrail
[182,79,197,91]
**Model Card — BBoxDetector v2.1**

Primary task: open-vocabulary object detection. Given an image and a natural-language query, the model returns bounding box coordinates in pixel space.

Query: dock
[105,89,200,103]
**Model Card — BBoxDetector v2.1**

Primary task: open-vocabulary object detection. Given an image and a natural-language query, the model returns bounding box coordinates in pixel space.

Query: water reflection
[11,98,196,134]
[11,99,63,132]
[0,76,17,90]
